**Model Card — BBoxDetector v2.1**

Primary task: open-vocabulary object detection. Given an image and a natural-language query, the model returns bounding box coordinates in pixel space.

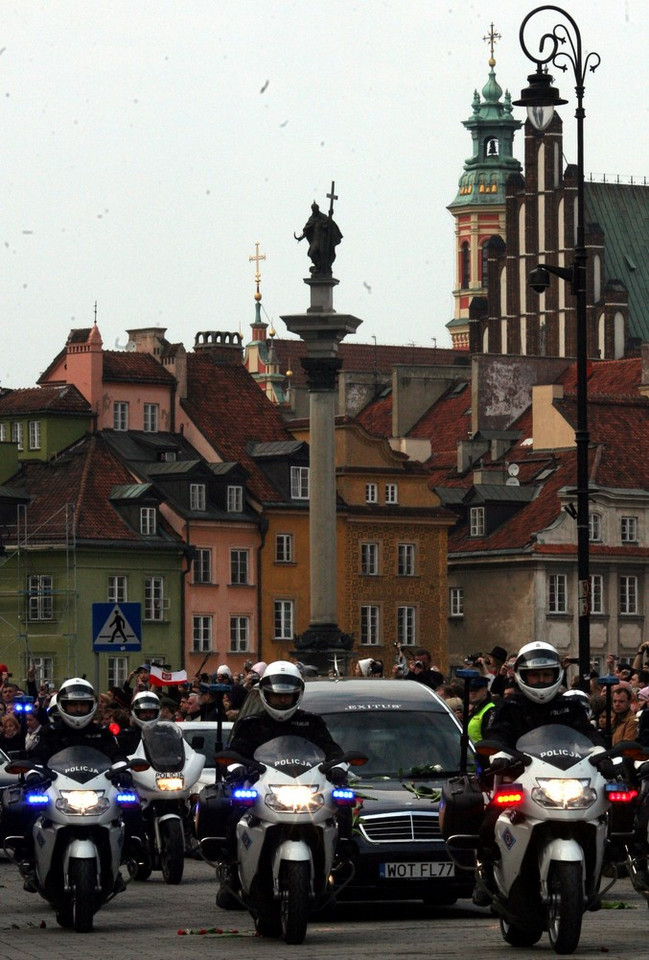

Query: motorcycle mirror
[619,743,649,761]
[130,759,151,772]
[5,760,33,775]
[475,740,502,757]
[347,754,368,767]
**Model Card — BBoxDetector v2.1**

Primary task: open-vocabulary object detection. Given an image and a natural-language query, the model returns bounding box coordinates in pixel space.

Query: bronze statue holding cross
[294,181,343,278]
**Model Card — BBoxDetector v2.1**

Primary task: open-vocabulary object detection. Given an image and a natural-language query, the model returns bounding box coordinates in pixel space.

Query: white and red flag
[149,665,188,687]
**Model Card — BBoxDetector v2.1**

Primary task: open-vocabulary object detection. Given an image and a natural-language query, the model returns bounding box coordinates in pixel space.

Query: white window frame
[365,483,378,504]
[193,548,212,584]
[620,575,638,615]
[274,599,294,640]
[397,605,416,646]
[361,542,379,576]
[621,516,638,543]
[12,421,23,450]
[113,401,129,432]
[290,466,310,500]
[275,534,293,563]
[398,542,415,576]
[31,656,54,687]
[449,587,464,617]
[360,604,380,645]
[28,420,41,450]
[230,615,250,653]
[227,485,244,513]
[108,575,128,604]
[469,505,485,537]
[143,403,159,433]
[0,423,6,442]
[107,656,129,687]
[589,512,602,542]
[590,574,604,615]
[27,574,53,621]
[140,506,157,536]
[231,548,249,585]
[192,615,212,652]
[144,576,165,621]
[385,483,398,504]
[190,483,206,511]
[548,573,568,614]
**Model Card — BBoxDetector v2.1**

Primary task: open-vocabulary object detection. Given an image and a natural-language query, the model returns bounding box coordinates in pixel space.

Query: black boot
[216,860,241,910]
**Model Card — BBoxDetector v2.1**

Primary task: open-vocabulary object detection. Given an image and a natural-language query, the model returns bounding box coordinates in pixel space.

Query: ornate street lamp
[514,6,600,688]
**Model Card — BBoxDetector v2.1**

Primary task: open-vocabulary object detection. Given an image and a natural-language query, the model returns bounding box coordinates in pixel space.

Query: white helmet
[564,688,593,720]
[131,690,161,730]
[46,693,59,719]
[259,660,305,722]
[514,642,564,704]
[58,677,97,730]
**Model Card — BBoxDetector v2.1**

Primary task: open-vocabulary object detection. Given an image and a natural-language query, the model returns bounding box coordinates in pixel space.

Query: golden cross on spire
[483,22,502,64]
[248,241,266,301]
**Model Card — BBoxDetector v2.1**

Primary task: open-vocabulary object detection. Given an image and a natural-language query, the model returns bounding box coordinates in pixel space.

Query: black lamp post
[514,6,600,689]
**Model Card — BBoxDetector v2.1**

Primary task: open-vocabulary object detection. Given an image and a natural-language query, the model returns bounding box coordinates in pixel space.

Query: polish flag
[149,665,188,687]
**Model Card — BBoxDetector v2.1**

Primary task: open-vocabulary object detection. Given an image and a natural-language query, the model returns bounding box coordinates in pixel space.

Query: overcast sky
[0,0,646,388]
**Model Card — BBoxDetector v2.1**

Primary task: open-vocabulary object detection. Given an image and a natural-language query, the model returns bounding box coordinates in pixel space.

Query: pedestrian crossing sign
[92,602,142,652]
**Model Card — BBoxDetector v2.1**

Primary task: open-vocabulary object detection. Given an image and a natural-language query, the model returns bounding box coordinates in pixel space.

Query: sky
[0,0,646,388]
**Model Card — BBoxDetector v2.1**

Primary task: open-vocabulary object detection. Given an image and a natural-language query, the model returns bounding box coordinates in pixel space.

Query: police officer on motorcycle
[28,677,124,764]
[118,690,161,754]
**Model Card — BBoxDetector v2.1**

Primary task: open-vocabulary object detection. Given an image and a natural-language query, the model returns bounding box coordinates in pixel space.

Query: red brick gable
[0,384,92,416]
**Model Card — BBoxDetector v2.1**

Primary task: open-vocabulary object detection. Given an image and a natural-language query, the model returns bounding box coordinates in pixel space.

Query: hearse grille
[358,812,441,844]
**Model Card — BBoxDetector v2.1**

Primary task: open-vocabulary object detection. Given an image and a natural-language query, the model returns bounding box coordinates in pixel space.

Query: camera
[244,660,253,671]
[565,657,580,665]
[413,661,423,669]
[464,653,481,666]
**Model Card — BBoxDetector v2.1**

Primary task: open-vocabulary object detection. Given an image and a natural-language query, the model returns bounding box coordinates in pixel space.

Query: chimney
[194,331,244,364]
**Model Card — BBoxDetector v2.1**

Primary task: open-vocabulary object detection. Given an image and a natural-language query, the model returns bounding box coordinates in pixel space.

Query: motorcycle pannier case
[194,782,233,858]
[439,774,485,841]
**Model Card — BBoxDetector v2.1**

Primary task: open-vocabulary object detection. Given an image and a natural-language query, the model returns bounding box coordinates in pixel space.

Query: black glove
[327,765,348,786]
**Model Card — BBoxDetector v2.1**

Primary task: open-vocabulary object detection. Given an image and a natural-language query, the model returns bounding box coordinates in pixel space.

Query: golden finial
[483,22,502,67]
[249,241,266,302]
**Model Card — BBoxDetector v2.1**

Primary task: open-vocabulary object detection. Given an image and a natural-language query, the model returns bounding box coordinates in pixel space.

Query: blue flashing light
[232,788,258,806]
[116,791,139,805]
[332,788,356,806]
[26,793,49,806]
[14,699,34,714]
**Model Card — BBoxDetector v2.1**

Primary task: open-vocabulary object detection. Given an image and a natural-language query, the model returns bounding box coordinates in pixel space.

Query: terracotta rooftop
[102,351,176,384]
[0,384,92,416]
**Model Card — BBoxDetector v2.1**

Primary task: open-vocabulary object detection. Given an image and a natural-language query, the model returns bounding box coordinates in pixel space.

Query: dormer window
[469,506,485,537]
[227,485,243,513]
[190,483,206,511]
[290,466,309,500]
[140,506,157,535]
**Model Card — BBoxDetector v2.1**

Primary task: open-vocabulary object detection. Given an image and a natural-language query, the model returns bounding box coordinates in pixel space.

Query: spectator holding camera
[404,649,444,690]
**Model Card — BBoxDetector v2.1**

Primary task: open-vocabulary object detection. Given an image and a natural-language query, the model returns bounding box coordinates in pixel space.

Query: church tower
[446,26,522,349]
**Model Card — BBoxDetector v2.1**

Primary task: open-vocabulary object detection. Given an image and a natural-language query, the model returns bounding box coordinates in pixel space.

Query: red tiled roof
[0,384,92,416]
[102,351,176,384]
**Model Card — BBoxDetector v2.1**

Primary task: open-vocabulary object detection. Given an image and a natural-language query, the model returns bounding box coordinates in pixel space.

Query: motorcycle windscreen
[515,724,595,770]
[48,745,113,783]
[253,736,325,777]
[142,721,185,771]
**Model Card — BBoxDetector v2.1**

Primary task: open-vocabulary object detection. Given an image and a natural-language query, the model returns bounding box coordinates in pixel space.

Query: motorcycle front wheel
[70,858,95,933]
[281,860,310,945]
[547,860,583,955]
[160,818,185,885]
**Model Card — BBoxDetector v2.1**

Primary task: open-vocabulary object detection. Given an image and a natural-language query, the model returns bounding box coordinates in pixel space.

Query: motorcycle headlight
[156,775,184,791]
[56,790,110,815]
[265,784,324,813]
[531,778,596,810]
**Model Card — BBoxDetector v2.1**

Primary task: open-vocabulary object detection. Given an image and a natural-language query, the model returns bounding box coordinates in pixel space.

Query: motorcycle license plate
[379,861,455,879]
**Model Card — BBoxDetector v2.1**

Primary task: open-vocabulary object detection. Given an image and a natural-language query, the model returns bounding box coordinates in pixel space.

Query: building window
[361,542,379,576]
[548,573,568,614]
[190,483,206,511]
[461,241,470,289]
[107,656,129,687]
[621,516,638,543]
[28,420,41,450]
[449,587,464,617]
[11,421,23,450]
[192,615,212,652]
[398,543,415,576]
[144,576,165,621]
[385,483,398,504]
[230,616,250,652]
[231,549,249,585]
[140,507,157,536]
[290,466,309,500]
[620,575,638,615]
[113,402,128,432]
[275,534,293,563]
[480,239,489,284]
[397,605,416,646]
[365,483,378,504]
[32,656,54,688]
[589,512,602,542]
[360,604,380,645]
[193,548,212,584]
[27,575,53,621]
[143,403,159,433]
[469,506,485,537]
[274,599,294,640]
[0,423,6,442]
[108,575,128,603]
[590,574,604,615]
[227,485,243,513]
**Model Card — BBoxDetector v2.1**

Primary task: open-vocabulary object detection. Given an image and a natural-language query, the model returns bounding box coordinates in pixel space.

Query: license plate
[379,861,455,879]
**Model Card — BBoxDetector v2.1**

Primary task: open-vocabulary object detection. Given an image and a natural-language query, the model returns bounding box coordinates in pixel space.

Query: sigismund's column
[282,186,362,674]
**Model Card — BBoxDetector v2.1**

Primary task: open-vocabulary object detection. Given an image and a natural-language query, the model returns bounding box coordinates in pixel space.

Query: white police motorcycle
[4,746,144,932]
[128,720,205,884]
[201,735,362,944]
